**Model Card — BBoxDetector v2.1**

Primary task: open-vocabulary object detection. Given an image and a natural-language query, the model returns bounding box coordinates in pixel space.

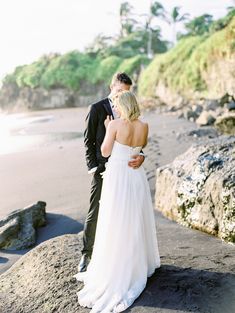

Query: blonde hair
[113,91,140,121]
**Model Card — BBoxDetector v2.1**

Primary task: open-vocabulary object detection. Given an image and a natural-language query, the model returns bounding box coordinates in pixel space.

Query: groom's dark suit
[82,97,114,257]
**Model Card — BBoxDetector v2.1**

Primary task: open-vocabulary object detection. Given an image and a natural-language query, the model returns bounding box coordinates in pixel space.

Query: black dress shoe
[78,254,91,272]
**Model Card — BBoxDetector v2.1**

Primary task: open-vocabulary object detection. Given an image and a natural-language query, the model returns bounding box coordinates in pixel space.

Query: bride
[73,90,161,312]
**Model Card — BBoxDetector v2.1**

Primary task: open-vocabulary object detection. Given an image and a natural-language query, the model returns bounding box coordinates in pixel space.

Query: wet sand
[0,107,234,312]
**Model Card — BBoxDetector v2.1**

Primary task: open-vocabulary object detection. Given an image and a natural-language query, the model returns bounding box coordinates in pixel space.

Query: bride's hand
[104,115,113,128]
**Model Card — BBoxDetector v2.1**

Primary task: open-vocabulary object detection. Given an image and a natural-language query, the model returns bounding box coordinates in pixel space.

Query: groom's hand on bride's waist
[128,155,145,169]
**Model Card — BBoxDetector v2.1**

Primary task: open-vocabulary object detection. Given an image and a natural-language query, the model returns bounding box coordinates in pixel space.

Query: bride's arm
[101,120,117,157]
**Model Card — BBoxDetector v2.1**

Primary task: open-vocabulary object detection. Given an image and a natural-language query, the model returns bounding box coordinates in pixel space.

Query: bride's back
[115,118,148,147]
[111,90,148,148]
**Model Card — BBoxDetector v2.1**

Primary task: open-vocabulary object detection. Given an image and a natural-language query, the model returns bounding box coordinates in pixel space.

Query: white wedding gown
[73,140,161,312]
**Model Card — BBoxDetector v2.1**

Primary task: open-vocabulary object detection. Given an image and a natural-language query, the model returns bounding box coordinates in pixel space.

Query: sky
[0,0,234,80]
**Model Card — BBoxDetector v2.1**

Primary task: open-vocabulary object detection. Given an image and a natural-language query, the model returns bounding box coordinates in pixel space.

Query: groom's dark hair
[113,72,132,86]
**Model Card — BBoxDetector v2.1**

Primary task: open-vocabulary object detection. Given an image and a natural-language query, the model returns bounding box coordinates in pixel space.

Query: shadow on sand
[129,264,235,313]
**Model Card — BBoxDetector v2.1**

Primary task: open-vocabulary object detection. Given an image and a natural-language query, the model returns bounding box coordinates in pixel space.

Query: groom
[78,72,145,272]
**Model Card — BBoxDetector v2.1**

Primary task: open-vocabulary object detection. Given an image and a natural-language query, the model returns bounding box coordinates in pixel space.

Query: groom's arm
[128,152,145,169]
[84,105,99,173]
[139,149,145,158]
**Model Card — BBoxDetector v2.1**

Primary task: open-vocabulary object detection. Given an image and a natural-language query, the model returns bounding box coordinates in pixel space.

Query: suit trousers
[81,171,103,257]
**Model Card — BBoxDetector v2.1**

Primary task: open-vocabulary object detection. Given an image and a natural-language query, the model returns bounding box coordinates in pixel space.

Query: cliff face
[0,82,108,113]
[203,56,235,97]
[0,52,146,112]
[138,17,235,104]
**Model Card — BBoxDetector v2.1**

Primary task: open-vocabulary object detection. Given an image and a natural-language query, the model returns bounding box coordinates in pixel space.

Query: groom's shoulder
[89,97,108,111]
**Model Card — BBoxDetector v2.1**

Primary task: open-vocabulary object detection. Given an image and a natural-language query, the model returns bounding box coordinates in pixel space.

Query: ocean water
[0,111,82,155]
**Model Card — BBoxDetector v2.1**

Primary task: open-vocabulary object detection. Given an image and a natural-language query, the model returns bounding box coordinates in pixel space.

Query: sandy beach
[0,107,235,313]
[0,106,196,273]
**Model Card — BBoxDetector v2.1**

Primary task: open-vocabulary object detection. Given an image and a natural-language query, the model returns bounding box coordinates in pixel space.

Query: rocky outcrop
[0,233,160,313]
[152,57,235,108]
[1,221,235,313]
[0,201,46,250]
[139,16,235,105]
[0,233,81,313]
[158,93,235,137]
[0,82,108,113]
[138,19,235,126]
[205,56,235,98]
[155,136,235,243]
[214,112,235,135]
[227,101,235,111]
[177,126,220,140]
[195,110,216,126]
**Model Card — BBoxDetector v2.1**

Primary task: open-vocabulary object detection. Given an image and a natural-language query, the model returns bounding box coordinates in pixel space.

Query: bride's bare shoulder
[111,119,122,127]
[137,118,148,128]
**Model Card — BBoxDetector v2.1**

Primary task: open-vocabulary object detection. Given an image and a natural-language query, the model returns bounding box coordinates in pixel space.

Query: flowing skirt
[73,149,161,312]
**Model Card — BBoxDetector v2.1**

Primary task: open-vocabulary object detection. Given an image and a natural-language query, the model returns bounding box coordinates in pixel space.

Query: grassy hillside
[138,16,235,98]
[3,51,149,92]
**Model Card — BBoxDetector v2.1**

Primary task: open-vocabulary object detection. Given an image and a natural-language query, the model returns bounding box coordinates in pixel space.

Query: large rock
[195,111,216,126]
[177,127,220,140]
[155,136,235,243]
[1,225,235,313]
[227,101,235,111]
[186,127,219,139]
[214,112,235,135]
[182,107,199,121]
[0,234,81,313]
[219,93,234,106]
[191,103,203,115]
[0,201,46,250]
[0,233,162,313]
[203,99,221,111]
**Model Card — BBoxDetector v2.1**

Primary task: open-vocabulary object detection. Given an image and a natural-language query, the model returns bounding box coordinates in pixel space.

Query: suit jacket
[84,97,144,174]
[84,97,113,174]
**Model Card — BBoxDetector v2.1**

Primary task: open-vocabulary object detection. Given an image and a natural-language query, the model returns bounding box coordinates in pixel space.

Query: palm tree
[119,2,137,38]
[164,6,190,45]
[185,14,213,36]
[85,34,113,55]
[226,0,235,14]
[144,1,165,58]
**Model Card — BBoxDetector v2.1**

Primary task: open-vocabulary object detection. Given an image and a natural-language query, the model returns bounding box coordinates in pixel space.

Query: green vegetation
[3,52,150,91]
[138,16,235,97]
[2,1,169,91]
[94,56,123,83]
[117,55,149,75]
[4,52,102,90]
[2,1,235,99]
[40,52,100,89]
[184,14,214,36]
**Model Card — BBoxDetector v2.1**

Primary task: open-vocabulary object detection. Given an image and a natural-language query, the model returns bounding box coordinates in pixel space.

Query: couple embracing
[73,72,161,312]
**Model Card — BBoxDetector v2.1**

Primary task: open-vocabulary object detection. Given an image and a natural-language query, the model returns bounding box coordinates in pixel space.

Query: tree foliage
[138,16,235,97]
[3,1,234,95]
[184,14,214,36]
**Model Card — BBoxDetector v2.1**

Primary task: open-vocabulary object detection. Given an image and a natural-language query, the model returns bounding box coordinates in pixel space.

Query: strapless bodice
[109,140,142,161]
